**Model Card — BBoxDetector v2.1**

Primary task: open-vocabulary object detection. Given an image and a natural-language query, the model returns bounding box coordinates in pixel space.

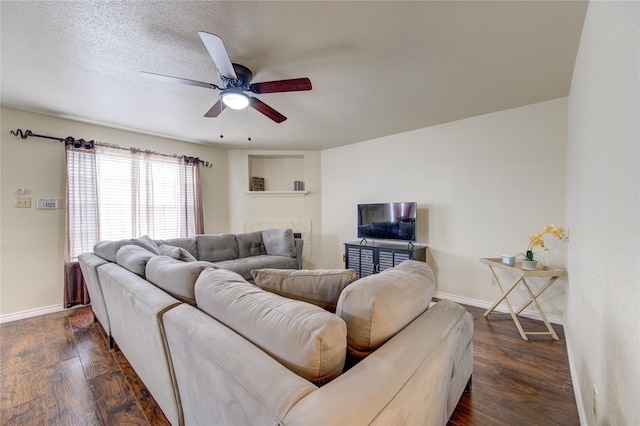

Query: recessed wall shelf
[248,154,305,192]
[246,190,309,197]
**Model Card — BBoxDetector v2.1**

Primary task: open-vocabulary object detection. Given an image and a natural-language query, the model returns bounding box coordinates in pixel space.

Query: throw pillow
[262,228,296,258]
[252,268,356,311]
[159,237,197,258]
[130,235,161,255]
[159,244,197,262]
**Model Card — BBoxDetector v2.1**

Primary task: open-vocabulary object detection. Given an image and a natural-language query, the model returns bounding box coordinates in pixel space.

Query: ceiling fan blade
[249,97,287,123]
[249,78,312,94]
[204,100,226,117]
[198,32,237,80]
[141,71,220,90]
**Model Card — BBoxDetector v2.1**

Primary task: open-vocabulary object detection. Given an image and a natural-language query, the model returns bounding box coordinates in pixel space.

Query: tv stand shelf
[344,240,427,279]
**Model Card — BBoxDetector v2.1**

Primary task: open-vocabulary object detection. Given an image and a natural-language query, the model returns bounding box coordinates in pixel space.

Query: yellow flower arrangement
[524,224,568,261]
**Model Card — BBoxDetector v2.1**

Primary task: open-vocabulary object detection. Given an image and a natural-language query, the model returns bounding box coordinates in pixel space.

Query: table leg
[515,276,559,315]
[520,278,559,340]
[483,266,529,340]
[484,267,522,316]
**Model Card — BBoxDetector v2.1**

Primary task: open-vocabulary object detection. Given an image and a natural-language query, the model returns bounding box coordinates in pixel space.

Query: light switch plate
[14,196,31,208]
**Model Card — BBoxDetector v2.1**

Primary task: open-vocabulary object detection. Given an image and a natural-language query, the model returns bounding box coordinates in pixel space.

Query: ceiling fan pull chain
[248,107,252,141]
[219,105,224,139]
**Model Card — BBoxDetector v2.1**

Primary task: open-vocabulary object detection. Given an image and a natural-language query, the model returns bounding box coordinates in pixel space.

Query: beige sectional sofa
[79,228,303,346]
[78,230,473,426]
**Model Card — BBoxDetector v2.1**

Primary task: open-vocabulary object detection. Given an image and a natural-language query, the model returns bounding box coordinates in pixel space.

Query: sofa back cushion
[158,237,197,259]
[252,269,356,311]
[196,234,239,262]
[158,244,197,262]
[94,239,132,262]
[236,231,266,258]
[94,235,160,262]
[130,235,160,255]
[336,260,435,358]
[115,245,157,277]
[146,256,216,304]
[195,268,347,385]
[262,228,296,258]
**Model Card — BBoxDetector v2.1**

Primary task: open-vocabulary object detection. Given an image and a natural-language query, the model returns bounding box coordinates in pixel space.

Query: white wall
[0,107,229,317]
[226,149,322,268]
[320,98,569,318]
[566,1,639,424]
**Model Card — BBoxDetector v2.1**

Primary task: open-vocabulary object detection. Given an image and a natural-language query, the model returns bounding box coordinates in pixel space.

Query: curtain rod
[10,128,213,168]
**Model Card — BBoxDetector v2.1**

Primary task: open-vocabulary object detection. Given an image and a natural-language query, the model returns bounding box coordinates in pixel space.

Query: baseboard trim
[564,327,587,424]
[434,291,565,325]
[4,294,564,325]
[0,304,66,324]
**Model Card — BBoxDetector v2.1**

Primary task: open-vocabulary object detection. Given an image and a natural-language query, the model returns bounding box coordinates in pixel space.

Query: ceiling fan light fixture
[221,89,249,110]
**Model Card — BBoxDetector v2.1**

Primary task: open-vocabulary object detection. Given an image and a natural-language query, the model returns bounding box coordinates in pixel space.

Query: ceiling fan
[141,32,312,123]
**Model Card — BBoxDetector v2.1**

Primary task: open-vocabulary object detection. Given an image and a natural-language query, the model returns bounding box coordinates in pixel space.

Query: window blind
[66,144,201,261]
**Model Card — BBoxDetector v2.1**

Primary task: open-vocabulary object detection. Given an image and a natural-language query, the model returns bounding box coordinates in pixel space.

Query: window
[66,143,203,261]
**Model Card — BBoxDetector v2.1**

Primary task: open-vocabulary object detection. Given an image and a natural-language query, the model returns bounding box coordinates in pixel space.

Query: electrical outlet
[14,196,31,208]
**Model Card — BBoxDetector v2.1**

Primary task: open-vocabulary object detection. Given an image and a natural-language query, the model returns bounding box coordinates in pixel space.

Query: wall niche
[247,154,308,196]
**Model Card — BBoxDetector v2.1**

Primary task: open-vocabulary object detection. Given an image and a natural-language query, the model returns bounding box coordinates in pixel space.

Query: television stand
[359,238,414,250]
[344,240,427,279]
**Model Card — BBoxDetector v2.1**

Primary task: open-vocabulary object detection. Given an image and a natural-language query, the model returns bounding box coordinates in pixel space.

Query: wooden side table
[480,258,566,340]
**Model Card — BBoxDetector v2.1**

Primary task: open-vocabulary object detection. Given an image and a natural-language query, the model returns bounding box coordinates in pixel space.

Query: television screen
[357,202,417,242]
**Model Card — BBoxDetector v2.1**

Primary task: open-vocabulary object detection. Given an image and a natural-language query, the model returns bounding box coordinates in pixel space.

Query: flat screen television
[357,202,417,242]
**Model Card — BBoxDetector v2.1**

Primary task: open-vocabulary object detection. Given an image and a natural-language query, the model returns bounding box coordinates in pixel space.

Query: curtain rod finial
[10,129,33,139]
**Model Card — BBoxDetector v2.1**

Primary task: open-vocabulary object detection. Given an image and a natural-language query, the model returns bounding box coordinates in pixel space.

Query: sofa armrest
[98,263,183,426]
[78,253,111,335]
[283,300,474,426]
[163,304,317,425]
[294,238,304,269]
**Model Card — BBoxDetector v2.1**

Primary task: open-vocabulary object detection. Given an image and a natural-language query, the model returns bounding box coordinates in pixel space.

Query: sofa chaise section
[162,261,473,425]
[283,300,473,426]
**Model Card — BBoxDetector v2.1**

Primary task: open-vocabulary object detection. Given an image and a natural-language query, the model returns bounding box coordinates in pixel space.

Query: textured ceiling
[1,1,587,150]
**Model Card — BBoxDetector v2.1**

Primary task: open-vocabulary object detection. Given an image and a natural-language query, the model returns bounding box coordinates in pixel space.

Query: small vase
[521,260,539,270]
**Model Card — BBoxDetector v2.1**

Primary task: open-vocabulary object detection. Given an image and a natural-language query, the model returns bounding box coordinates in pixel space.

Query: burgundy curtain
[64,262,89,308]
[64,138,98,308]
[181,156,204,235]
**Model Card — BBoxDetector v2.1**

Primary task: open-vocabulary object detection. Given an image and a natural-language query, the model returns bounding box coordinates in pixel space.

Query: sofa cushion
[336,260,435,358]
[252,269,357,311]
[196,234,239,262]
[159,237,197,259]
[93,239,132,262]
[262,228,296,258]
[236,231,266,258]
[159,244,197,262]
[131,235,160,255]
[93,235,159,262]
[146,256,216,304]
[194,268,347,385]
[115,244,157,277]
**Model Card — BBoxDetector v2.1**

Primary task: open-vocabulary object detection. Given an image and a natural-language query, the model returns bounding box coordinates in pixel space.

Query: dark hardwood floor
[1,303,579,425]
[448,304,579,426]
